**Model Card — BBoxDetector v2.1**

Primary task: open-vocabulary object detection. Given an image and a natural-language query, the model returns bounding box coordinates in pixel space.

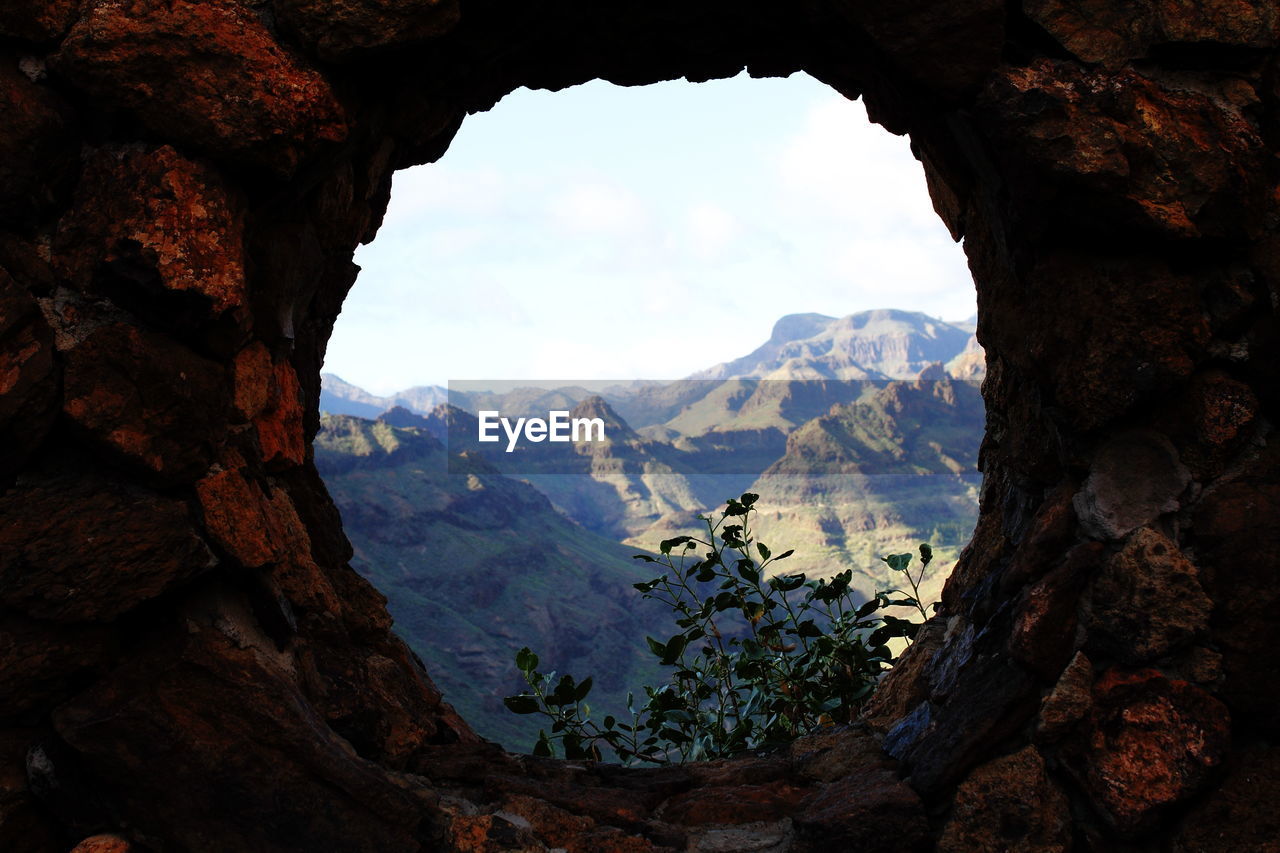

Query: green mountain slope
[315,414,668,751]
[631,376,985,602]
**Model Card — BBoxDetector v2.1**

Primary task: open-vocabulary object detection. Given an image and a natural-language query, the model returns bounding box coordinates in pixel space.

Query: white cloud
[548,182,648,235]
[765,93,974,320]
[682,202,740,260]
[778,96,940,234]
[383,165,509,222]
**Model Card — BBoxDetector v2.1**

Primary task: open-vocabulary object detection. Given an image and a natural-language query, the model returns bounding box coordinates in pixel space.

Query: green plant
[881,543,935,623]
[504,493,935,764]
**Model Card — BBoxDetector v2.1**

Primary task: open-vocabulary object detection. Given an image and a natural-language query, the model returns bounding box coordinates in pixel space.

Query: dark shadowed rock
[890,652,1039,799]
[275,0,460,61]
[0,614,112,721]
[0,59,78,229]
[1074,432,1191,540]
[1163,370,1260,480]
[1035,651,1094,743]
[61,323,229,483]
[1083,527,1211,665]
[1009,543,1101,681]
[0,468,215,622]
[0,729,61,853]
[0,0,78,42]
[830,0,1005,100]
[1191,441,1280,735]
[659,780,809,826]
[1171,745,1280,852]
[1025,0,1278,66]
[789,726,898,784]
[793,763,930,852]
[0,268,58,481]
[53,629,440,852]
[998,483,1077,595]
[938,746,1072,853]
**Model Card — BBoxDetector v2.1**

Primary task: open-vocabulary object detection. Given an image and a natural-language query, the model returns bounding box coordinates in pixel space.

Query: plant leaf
[503,694,540,715]
[515,647,538,674]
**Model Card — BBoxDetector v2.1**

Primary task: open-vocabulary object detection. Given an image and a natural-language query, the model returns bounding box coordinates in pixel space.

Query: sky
[323,71,976,395]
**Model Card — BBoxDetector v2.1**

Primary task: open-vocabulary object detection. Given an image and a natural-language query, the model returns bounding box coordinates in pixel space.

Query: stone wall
[1,1,1276,850]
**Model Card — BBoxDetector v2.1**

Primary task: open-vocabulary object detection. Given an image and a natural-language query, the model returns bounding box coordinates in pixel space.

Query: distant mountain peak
[319,374,447,418]
[692,308,975,382]
[378,406,431,429]
[570,395,637,440]
[916,362,948,382]
[427,403,477,426]
[844,307,915,326]
[769,313,836,344]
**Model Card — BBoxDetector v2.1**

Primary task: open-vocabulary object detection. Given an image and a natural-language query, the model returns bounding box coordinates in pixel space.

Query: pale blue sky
[324,71,976,395]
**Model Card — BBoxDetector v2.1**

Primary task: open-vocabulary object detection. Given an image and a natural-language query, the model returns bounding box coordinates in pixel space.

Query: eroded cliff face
[0,1,1276,850]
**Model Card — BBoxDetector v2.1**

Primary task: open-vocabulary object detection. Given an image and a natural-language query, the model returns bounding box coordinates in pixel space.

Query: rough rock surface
[1034,651,1093,743]
[0,0,1276,849]
[52,0,349,175]
[54,145,249,324]
[936,746,1072,853]
[0,466,215,621]
[1063,669,1232,835]
[1073,432,1192,539]
[60,323,230,483]
[1084,527,1212,665]
[1171,745,1280,852]
[275,0,460,61]
[0,59,78,228]
[0,268,58,480]
[69,836,133,853]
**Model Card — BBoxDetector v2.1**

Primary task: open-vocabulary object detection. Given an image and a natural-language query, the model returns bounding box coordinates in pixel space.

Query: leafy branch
[504,493,936,764]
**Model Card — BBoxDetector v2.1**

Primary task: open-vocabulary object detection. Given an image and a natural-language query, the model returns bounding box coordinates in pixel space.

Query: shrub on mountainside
[504,493,936,764]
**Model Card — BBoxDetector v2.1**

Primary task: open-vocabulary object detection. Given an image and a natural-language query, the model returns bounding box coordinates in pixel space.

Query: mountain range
[690,310,975,381]
[320,309,982,422]
[316,308,986,749]
[319,374,449,420]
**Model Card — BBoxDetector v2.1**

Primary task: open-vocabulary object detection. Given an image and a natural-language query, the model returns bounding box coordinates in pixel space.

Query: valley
[318,308,986,749]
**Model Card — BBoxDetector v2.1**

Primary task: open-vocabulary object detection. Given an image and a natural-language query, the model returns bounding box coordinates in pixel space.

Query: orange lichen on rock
[233,342,274,422]
[195,452,281,569]
[256,360,307,468]
[56,145,248,318]
[53,0,349,175]
[1066,668,1231,834]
